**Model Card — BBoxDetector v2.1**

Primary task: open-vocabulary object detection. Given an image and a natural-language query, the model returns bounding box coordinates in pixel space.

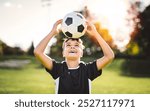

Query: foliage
[121,59,150,77]
[134,5,150,58]
[121,4,150,77]
[126,41,140,56]
[0,40,25,55]
[27,42,34,56]
[49,32,64,57]
[0,40,36,56]
[125,3,150,58]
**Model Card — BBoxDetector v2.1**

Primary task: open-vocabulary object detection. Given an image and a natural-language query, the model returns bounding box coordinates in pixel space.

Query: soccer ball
[61,12,87,38]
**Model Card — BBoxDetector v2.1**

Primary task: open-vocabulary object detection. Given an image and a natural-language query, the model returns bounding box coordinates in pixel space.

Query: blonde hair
[62,38,85,49]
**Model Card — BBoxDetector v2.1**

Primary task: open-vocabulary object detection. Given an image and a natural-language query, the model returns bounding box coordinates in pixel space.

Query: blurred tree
[121,1,142,58]
[27,42,34,56]
[0,40,3,55]
[126,41,140,56]
[95,22,113,47]
[49,32,64,58]
[80,6,113,57]
[134,4,150,58]
[124,1,150,59]
[0,40,25,56]
[121,2,150,77]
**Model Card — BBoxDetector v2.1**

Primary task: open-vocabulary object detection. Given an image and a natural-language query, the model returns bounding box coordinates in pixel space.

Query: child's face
[63,39,83,60]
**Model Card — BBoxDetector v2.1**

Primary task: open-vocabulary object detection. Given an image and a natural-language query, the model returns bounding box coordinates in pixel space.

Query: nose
[71,46,75,49]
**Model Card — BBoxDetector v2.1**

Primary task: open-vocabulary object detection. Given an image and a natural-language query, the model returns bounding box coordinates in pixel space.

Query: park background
[0,0,150,94]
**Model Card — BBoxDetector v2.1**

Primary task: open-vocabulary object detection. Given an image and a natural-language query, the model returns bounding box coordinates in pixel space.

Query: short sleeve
[86,61,102,81]
[45,60,61,79]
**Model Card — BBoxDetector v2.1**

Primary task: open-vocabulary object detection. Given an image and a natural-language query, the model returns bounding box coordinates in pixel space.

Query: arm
[86,21,115,70]
[34,19,62,70]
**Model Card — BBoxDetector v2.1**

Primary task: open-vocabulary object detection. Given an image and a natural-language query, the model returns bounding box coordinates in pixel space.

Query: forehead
[65,39,80,44]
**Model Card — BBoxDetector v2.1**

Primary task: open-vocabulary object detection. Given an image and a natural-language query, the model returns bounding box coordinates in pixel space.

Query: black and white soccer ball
[61,12,87,38]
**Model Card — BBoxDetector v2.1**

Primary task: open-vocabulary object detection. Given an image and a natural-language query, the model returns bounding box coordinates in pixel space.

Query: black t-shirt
[45,60,102,94]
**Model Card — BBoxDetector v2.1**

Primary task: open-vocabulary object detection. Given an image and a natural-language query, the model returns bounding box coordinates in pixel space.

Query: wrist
[49,31,57,37]
[92,31,100,38]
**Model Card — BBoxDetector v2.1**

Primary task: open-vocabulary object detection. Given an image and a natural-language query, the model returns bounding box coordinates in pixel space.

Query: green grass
[0,56,150,94]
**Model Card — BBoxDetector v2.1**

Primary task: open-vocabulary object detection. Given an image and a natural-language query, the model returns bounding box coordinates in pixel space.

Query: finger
[85,21,89,27]
[55,19,63,26]
[57,19,62,22]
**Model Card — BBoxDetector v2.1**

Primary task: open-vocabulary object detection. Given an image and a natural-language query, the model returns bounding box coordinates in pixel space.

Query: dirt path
[0,59,31,69]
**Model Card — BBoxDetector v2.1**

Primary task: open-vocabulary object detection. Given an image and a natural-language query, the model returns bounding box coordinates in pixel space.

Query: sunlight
[0,0,147,51]
[87,0,133,51]
[4,2,12,7]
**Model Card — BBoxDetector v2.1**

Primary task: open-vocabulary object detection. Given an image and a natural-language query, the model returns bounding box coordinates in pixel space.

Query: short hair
[62,38,85,49]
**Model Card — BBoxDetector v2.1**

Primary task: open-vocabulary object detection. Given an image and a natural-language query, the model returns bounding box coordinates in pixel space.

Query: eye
[66,44,71,47]
[75,44,79,47]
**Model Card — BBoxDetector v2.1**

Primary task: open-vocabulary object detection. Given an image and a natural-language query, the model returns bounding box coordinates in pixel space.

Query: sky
[0,0,150,51]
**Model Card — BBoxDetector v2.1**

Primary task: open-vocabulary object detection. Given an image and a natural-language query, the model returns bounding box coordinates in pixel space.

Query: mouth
[69,50,77,54]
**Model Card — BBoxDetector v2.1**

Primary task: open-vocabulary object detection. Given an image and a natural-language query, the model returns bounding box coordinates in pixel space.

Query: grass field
[0,56,150,94]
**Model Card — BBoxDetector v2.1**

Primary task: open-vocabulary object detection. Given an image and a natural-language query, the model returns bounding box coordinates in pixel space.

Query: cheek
[79,50,83,57]
[62,49,68,57]
[62,50,66,57]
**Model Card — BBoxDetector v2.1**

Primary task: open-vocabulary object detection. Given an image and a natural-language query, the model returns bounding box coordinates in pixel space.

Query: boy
[34,19,114,94]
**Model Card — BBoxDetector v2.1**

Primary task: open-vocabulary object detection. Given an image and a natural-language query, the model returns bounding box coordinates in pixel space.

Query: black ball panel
[65,17,73,26]
[78,24,84,33]
[65,31,72,37]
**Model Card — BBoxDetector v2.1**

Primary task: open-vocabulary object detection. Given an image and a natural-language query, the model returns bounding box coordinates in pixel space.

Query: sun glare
[87,0,133,51]
[4,2,12,7]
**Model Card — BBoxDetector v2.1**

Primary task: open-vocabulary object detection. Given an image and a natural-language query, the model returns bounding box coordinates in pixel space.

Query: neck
[65,59,80,69]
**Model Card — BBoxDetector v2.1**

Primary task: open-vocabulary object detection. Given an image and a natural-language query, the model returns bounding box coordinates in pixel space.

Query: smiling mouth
[69,51,77,54]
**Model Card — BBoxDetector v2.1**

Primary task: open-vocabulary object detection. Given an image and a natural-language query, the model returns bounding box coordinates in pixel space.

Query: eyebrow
[65,42,81,48]
[63,39,84,49]
[65,42,71,44]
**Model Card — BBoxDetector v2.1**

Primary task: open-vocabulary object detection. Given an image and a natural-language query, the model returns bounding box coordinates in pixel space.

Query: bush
[121,59,150,77]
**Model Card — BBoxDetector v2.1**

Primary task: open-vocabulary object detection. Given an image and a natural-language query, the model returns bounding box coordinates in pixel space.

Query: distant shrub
[121,59,150,77]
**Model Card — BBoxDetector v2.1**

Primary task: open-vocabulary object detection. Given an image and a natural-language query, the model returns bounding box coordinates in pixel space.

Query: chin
[66,56,80,60]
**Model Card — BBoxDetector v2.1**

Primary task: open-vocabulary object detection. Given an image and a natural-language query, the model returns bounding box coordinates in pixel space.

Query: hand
[51,19,62,35]
[86,21,98,37]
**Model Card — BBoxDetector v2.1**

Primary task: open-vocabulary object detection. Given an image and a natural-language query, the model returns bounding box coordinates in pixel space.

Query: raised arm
[34,19,62,70]
[86,21,115,70]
